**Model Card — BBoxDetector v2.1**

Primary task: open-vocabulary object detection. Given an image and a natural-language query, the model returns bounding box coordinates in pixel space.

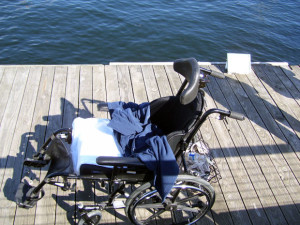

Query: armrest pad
[96,156,146,168]
[97,101,109,112]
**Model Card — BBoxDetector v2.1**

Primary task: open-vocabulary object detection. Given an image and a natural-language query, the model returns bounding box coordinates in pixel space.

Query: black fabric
[150,92,203,136]
[45,137,72,177]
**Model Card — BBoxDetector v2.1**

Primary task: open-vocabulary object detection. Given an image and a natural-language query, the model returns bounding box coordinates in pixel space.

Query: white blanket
[71,117,123,175]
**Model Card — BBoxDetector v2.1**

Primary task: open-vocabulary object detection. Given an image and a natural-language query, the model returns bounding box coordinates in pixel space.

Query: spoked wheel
[78,210,102,225]
[126,175,215,225]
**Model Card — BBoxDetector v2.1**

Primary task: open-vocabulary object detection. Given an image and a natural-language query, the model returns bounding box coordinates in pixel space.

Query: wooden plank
[244,66,300,158]
[76,65,95,223]
[209,67,272,225]
[0,66,41,224]
[211,65,299,224]
[0,67,16,125]
[153,65,172,98]
[101,65,121,224]
[152,65,175,224]
[141,65,160,102]
[106,65,120,103]
[35,66,68,225]
[164,65,182,96]
[14,66,55,225]
[243,67,300,183]
[164,65,216,225]
[201,87,252,225]
[92,65,117,224]
[93,65,106,119]
[55,65,80,225]
[0,67,4,82]
[199,111,236,225]
[114,65,135,224]
[117,65,134,103]
[231,70,300,215]
[254,66,300,159]
[129,65,147,104]
[204,80,267,225]
[281,65,300,93]
[270,66,300,107]
[253,65,300,139]
[0,67,29,187]
[129,65,159,225]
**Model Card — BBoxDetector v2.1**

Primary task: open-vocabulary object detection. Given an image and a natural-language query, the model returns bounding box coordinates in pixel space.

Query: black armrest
[97,101,109,112]
[96,156,146,168]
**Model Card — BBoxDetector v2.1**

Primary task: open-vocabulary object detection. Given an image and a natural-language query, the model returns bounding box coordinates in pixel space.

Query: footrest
[24,158,48,168]
[15,182,45,209]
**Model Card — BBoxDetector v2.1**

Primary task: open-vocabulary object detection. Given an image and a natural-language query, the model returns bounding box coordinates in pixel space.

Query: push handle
[210,70,225,79]
[229,111,245,121]
[198,67,225,79]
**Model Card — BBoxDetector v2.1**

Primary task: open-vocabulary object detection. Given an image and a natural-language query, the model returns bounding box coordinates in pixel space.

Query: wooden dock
[0,63,299,224]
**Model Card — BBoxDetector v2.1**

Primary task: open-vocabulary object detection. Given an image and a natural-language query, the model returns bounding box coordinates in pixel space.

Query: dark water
[0,0,299,64]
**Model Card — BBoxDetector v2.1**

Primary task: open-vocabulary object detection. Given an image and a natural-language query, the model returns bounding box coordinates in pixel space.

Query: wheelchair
[15,58,244,225]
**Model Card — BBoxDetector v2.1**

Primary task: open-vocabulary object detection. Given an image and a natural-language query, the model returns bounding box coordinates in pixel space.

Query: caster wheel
[78,210,102,225]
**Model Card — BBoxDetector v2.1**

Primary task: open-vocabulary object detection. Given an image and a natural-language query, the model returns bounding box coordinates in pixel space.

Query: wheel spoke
[143,209,165,224]
[176,194,203,204]
[170,187,182,203]
[177,205,203,213]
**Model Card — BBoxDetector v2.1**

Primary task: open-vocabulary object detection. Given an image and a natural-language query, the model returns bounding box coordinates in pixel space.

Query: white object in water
[226,53,251,74]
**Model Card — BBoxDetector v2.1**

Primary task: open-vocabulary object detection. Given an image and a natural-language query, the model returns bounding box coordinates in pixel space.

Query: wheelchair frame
[15,58,244,225]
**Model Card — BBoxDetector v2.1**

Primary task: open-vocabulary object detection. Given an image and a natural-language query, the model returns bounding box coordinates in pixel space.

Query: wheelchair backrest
[150,58,204,157]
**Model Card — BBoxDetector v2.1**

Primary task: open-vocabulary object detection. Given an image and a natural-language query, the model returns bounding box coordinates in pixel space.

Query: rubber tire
[125,174,215,225]
[78,210,102,225]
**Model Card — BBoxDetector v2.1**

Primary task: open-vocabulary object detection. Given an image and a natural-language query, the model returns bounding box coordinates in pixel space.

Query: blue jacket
[107,101,179,201]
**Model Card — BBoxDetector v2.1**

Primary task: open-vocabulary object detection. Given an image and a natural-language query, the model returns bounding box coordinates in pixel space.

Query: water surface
[0,0,299,64]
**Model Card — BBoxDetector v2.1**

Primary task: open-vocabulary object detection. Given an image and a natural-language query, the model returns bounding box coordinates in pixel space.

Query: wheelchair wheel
[78,210,102,225]
[126,174,215,225]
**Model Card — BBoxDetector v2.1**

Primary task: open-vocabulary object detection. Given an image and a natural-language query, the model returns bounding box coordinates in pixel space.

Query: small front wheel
[78,210,102,225]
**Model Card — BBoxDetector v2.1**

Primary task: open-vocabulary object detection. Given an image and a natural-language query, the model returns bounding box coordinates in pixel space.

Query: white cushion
[71,117,122,175]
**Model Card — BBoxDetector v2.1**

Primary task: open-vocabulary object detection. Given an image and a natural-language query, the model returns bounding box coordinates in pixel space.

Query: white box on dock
[226,53,251,74]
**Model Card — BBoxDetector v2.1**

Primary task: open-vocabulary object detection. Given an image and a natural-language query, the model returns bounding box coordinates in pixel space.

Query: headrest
[173,58,200,105]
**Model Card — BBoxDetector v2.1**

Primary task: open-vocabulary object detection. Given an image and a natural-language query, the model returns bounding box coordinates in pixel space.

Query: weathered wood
[130,65,159,225]
[165,64,215,225]
[0,67,4,82]
[270,66,300,107]
[33,66,67,225]
[153,65,173,98]
[282,65,300,93]
[244,67,300,184]
[164,65,182,96]
[253,65,300,139]
[129,65,147,104]
[92,65,117,224]
[232,70,300,214]
[93,65,107,119]
[211,65,298,224]
[14,66,55,225]
[201,87,252,225]
[0,67,29,185]
[0,63,298,225]
[0,67,17,125]
[141,65,160,101]
[117,65,134,103]
[55,65,80,225]
[0,66,41,224]
[76,65,95,224]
